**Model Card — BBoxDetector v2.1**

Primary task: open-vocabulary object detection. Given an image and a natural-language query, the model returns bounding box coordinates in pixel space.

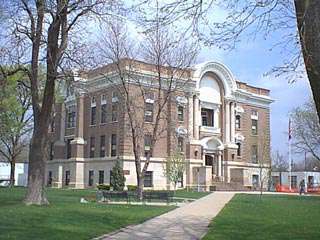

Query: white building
[271,171,320,190]
[0,162,28,186]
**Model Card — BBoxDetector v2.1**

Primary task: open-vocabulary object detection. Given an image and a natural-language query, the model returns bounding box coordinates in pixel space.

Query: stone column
[188,95,194,139]
[57,165,63,188]
[60,103,66,142]
[218,151,222,178]
[225,100,230,143]
[54,103,66,158]
[214,107,220,128]
[193,95,200,140]
[75,162,85,189]
[230,102,235,143]
[72,94,86,188]
[72,94,86,158]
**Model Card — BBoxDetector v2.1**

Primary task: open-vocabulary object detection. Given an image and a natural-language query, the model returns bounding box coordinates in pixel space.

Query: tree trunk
[9,160,15,187]
[295,0,320,123]
[137,174,144,200]
[24,132,49,205]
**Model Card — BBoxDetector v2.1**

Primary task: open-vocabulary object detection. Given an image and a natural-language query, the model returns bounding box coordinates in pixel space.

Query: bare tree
[96,16,197,199]
[291,98,320,161]
[272,151,288,172]
[137,0,320,123]
[271,150,288,187]
[257,128,272,197]
[1,0,115,205]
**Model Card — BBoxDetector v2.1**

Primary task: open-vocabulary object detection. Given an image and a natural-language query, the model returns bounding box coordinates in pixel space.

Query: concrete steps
[212,181,252,191]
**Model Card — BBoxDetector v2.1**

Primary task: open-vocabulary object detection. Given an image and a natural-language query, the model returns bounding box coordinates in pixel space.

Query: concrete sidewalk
[97,192,235,240]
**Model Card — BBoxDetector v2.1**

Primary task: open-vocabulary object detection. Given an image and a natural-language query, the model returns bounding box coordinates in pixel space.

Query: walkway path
[98,192,235,240]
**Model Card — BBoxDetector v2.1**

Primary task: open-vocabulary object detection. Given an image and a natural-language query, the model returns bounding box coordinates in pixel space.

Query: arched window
[235,115,241,129]
[236,142,241,156]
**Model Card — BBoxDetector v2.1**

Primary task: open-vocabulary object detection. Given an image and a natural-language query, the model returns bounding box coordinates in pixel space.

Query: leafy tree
[163,150,186,191]
[1,0,116,205]
[110,160,126,191]
[0,69,32,187]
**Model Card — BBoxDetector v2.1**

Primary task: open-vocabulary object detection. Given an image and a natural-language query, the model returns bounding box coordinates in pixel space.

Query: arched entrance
[200,136,224,180]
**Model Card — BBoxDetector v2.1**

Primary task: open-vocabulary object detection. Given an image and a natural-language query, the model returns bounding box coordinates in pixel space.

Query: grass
[0,187,175,240]
[173,189,210,199]
[203,194,320,240]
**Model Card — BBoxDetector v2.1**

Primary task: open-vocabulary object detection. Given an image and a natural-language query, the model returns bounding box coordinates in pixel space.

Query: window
[145,102,154,122]
[112,91,118,101]
[91,96,96,105]
[178,137,184,152]
[235,115,241,129]
[236,142,241,156]
[66,139,73,159]
[47,171,52,186]
[101,94,107,102]
[111,104,118,122]
[290,176,297,188]
[50,119,55,132]
[100,135,106,157]
[144,135,152,157]
[144,171,153,187]
[177,174,183,188]
[101,104,107,123]
[308,176,314,187]
[252,174,259,187]
[251,145,258,163]
[178,106,184,121]
[67,105,76,128]
[91,106,97,125]
[251,109,258,116]
[99,170,104,184]
[201,108,214,127]
[65,170,70,186]
[88,170,94,186]
[251,119,258,135]
[111,134,117,157]
[49,142,54,160]
[90,137,95,158]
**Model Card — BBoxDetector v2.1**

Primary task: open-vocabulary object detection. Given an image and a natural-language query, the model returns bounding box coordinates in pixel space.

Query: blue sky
[197,36,311,162]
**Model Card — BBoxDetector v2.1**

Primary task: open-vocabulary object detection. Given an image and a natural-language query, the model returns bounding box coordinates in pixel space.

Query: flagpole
[288,118,292,191]
[289,136,292,190]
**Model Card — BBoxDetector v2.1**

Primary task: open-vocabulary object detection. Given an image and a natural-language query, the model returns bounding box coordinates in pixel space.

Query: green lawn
[203,194,320,240]
[174,189,210,199]
[0,187,174,240]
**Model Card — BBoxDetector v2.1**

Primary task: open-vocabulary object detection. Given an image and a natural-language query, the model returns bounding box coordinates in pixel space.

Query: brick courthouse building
[46,59,273,190]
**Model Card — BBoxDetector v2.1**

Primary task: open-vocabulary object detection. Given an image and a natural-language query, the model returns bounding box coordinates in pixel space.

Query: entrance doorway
[205,155,216,175]
[205,155,213,166]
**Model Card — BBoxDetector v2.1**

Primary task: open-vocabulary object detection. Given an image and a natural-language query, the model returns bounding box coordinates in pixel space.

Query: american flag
[288,118,292,141]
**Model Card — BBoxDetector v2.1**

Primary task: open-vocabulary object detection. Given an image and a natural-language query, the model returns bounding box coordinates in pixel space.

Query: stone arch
[194,61,237,98]
[200,136,224,151]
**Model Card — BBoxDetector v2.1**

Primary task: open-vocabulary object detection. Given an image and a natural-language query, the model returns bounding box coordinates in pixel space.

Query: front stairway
[211,181,252,191]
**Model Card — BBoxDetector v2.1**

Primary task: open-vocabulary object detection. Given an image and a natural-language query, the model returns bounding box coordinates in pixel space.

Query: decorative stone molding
[235,105,244,114]
[71,137,86,145]
[200,136,224,151]
[235,133,245,142]
[176,96,188,106]
[199,126,221,135]
[176,126,188,136]
[193,61,237,98]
